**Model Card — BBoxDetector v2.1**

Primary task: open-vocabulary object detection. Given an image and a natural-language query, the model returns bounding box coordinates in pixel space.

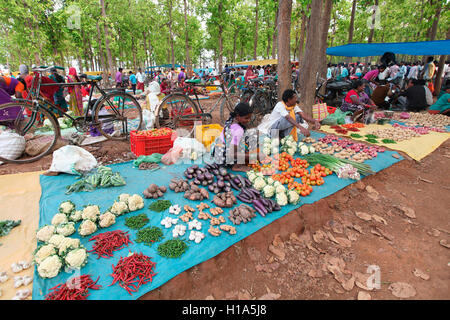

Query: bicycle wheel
[0,100,60,164]
[93,92,143,140]
[219,94,240,125]
[248,91,268,128]
[155,93,200,131]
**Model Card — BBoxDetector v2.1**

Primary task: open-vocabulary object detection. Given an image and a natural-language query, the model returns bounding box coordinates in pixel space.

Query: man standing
[178,67,186,87]
[136,68,145,91]
[115,68,123,88]
[407,62,419,80]
[422,56,436,81]
[129,71,137,95]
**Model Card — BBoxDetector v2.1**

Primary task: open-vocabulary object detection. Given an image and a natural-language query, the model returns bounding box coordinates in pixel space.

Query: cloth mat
[31,131,403,300]
[0,171,44,300]
[320,123,450,161]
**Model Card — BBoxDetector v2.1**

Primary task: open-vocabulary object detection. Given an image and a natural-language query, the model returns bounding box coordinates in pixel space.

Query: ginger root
[220,224,237,235]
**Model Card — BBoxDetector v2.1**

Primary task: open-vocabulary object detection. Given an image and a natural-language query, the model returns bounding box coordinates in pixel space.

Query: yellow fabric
[0,171,43,300]
[284,102,298,142]
[321,124,450,161]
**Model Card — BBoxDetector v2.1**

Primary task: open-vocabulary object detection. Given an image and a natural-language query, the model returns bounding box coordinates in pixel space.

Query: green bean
[136,226,164,246]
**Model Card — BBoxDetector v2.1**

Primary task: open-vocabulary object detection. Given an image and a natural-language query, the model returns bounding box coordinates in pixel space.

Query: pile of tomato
[288,181,313,197]
[135,128,173,137]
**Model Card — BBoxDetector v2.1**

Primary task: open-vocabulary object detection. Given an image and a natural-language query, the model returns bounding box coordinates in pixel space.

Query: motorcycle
[315,77,353,108]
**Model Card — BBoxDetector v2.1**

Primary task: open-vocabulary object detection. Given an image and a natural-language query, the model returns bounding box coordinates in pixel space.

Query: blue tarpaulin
[326,40,450,57]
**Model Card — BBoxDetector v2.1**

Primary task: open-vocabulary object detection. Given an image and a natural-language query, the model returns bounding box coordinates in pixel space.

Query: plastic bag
[173,137,206,160]
[48,145,97,174]
[133,153,163,167]
[0,132,26,164]
[146,92,160,112]
[257,114,273,135]
[161,145,184,165]
[142,109,156,129]
[321,108,352,125]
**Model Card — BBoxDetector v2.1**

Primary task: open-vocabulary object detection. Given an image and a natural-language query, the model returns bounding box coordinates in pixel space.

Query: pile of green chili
[350,133,363,139]
[136,226,164,246]
[125,214,149,230]
[157,239,188,258]
[149,200,172,212]
[381,139,397,144]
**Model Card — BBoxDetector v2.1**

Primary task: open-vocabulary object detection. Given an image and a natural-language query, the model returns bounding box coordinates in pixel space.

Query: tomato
[301,191,307,196]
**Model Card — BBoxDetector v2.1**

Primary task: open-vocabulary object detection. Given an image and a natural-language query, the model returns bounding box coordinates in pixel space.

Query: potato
[148,184,158,193]
[157,190,163,197]
[169,183,177,191]
[143,189,151,198]
[200,188,209,199]
[159,186,167,193]
[152,193,158,199]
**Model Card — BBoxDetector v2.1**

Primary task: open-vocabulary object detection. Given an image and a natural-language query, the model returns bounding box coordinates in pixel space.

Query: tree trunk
[254,0,259,60]
[266,18,271,59]
[429,0,442,41]
[95,21,108,83]
[433,29,450,96]
[233,29,238,62]
[272,5,279,59]
[183,0,192,75]
[365,0,378,63]
[218,1,224,73]
[131,36,137,70]
[100,0,114,84]
[168,0,175,67]
[348,0,357,43]
[276,0,293,99]
[318,0,333,81]
[298,0,323,116]
[297,5,309,65]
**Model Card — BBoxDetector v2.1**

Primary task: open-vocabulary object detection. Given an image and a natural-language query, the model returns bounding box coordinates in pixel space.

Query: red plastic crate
[327,106,337,114]
[130,129,176,157]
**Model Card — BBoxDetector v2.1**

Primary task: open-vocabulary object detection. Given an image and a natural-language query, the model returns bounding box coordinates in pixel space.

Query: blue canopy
[326,40,450,57]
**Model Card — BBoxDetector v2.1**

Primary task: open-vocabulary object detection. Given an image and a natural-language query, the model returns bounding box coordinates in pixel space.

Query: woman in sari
[66,67,83,116]
[341,80,377,123]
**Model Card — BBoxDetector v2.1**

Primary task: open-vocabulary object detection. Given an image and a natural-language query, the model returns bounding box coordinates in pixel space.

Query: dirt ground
[1,95,449,300]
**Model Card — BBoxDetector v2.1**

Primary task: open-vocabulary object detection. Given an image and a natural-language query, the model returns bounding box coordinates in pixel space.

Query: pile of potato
[351,152,373,163]
[143,184,167,199]
[334,149,356,159]
[404,113,450,128]
[212,192,237,208]
[169,178,190,193]
[228,204,257,225]
[303,137,317,144]
[370,127,420,142]
[184,184,209,201]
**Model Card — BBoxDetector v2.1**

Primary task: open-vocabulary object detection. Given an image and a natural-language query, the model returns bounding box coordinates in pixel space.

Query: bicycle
[154,79,240,130]
[247,77,278,127]
[0,66,143,164]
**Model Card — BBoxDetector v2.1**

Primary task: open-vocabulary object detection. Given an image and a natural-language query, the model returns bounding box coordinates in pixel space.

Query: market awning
[326,40,450,57]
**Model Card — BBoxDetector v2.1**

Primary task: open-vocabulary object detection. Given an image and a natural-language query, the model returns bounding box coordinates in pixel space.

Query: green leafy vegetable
[125,214,150,230]
[0,220,21,237]
[157,239,188,258]
[136,226,164,246]
[148,200,172,212]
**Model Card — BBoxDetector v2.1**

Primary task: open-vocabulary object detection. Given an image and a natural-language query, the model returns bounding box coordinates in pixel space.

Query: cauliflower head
[253,177,267,191]
[275,184,286,194]
[34,244,56,265]
[99,211,116,228]
[276,192,288,206]
[69,210,83,222]
[118,193,130,202]
[56,222,76,237]
[58,237,80,255]
[36,225,55,243]
[127,194,144,212]
[59,201,75,215]
[81,205,100,222]
[288,190,300,205]
[51,213,68,226]
[37,255,62,279]
[78,219,97,237]
[263,185,275,198]
[110,201,129,216]
[64,248,88,269]
[48,234,66,248]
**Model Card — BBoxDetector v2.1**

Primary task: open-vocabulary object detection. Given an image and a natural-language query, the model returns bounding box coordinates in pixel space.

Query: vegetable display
[228,204,257,224]
[157,239,188,258]
[88,230,132,259]
[65,166,126,194]
[135,128,173,137]
[280,135,297,156]
[136,226,164,246]
[45,275,101,300]
[124,214,150,230]
[169,178,190,193]
[303,154,375,176]
[143,184,167,199]
[184,184,210,201]
[138,163,160,171]
[109,252,157,295]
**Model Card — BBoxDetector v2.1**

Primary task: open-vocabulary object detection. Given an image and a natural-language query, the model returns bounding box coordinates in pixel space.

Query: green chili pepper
[125,214,150,230]
[157,239,188,258]
[149,200,172,212]
[136,226,164,246]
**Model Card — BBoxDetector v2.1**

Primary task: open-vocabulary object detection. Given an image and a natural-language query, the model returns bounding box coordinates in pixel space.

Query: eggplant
[208,185,215,192]
[217,180,225,188]
[187,174,194,180]
[187,168,195,174]
[211,163,219,169]
[224,186,231,192]
[212,169,219,176]
[197,174,205,181]
[192,165,199,170]
[243,178,252,188]
[219,168,228,176]
[208,179,214,185]
[270,200,281,211]
[214,187,220,194]
[252,199,268,215]
[229,179,240,190]
[247,188,261,197]
[184,171,191,179]
[236,194,253,204]
[202,180,209,186]
[193,179,201,185]
[240,188,255,200]
[205,173,213,180]
[224,182,231,187]
[205,164,213,170]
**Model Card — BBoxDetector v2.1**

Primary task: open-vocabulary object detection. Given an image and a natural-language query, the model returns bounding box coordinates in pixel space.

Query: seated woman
[340,80,376,123]
[0,76,25,123]
[428,83,450,115]
[212,102,265,172]
[266,89,320,140]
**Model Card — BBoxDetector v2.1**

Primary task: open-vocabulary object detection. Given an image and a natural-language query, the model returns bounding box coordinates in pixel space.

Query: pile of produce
[138,163,160,171]
[280,135,297,156]
[249,157,277,175]
[125,214,149,230]
[228,204,257,224]
[212,191,237,208]
[142,184,167,199]
[303,154,375,178]
[261,136,280,156]
[109,252,157,295]
[135,128,173,137]
[88,230,132,259]
[297,141,316,155]
[169,178,190,193]
[336,164,361,180]
[149,200,172,212]
[184,184,209,201]
[392,123,446,134]
[0,219,21,237]
[236,187,262,204]
[184,165,216,186]
[66,166,126,194]
[157,239,188,258]
[251,199,280,217]
[247,170,301,204]
[368,126,420,142]
[45,275,101,300]
[136,226,164,246]
[398,112,450,129]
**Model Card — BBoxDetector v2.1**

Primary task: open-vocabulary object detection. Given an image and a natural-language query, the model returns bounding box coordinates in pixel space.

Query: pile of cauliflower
[280,135,297,156]
[247,170,300,207]
[262,137,280,156]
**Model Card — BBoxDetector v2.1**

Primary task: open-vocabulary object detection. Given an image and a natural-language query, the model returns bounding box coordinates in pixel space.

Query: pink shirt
[363,69,379,81]
[221,124,244,146]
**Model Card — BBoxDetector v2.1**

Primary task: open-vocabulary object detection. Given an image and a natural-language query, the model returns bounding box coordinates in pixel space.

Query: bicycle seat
[80,74,103,81]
